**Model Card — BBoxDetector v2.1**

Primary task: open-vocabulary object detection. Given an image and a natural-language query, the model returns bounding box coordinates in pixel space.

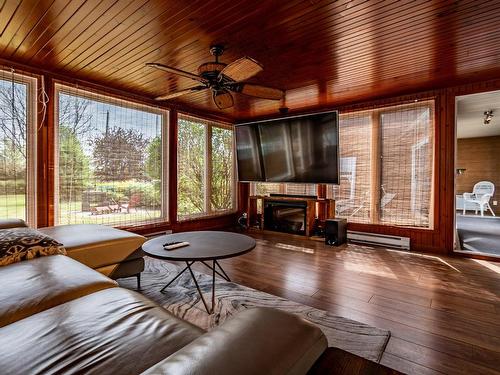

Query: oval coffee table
[142,231,256,314]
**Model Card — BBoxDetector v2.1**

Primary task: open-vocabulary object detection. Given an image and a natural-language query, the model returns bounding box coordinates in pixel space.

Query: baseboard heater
[347,231,410,250]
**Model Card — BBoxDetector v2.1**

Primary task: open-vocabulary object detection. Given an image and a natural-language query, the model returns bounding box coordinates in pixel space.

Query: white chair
[462,181,496,216]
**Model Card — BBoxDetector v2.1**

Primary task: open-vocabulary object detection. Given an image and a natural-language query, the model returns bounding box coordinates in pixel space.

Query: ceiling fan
[146,45,284,110]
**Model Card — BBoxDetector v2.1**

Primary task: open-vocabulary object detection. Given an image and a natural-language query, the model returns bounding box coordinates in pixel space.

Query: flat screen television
[235,111,339,184]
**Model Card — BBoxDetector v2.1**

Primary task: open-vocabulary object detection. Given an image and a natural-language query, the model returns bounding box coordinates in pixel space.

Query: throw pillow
[0,227,67,266]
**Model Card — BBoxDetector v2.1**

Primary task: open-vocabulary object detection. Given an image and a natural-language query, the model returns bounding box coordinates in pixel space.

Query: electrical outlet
[493,201,498,206]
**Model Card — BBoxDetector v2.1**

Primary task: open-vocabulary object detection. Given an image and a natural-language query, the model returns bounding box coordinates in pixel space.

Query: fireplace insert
[264,200,307,235]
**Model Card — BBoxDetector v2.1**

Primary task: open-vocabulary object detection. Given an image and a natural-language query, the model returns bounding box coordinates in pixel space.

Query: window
[250,182,317,216]
[328,101,435,228]
[177,115,235,220]
[329,112,372,223]
[379,106,434,227]
[250,182,317,196]
[55,85,168,226]
[0,70,36,225]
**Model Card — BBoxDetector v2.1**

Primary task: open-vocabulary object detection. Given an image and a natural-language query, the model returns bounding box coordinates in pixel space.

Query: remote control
[163,241,190,250]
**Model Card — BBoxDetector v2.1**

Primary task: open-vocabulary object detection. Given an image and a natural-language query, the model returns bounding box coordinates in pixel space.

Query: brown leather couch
[0,255,328,374]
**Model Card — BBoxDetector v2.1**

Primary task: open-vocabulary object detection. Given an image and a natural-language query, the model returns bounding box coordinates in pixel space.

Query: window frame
[377,102,435,229]
[330,100,436,229]
[177,113,237,221]
[53,83,170,227]
[0,70,37,226]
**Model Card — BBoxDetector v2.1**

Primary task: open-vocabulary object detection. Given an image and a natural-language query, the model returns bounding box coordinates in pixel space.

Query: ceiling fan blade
[219,57,263,82]
[146,63,207,83]
[155,86,207,101]
[235,83,284,100]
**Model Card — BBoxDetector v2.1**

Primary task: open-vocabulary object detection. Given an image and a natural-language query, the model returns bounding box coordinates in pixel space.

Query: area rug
[119,257,391,363]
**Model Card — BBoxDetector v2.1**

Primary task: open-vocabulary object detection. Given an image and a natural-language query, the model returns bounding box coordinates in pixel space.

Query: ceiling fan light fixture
[198,62,226,80]
[213,90,234,109]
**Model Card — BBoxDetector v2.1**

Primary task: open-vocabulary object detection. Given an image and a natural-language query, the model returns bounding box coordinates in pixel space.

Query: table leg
[186,261,210,314]
[211,260,216,314]
[215,260,231,282]
[160,261,193,293]
[200,260,230,282]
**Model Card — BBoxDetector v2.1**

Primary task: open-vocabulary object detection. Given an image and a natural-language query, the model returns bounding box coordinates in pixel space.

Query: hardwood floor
[189,232,500,375]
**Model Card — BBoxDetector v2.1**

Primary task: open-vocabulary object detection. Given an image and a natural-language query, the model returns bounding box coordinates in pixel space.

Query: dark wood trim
[453,250,500,262]
[238,182,250,215]
[36,75,55,227]
[125,213,237,236]
[370,110,381,225]
[35,73,46,227]
[168,110,179,225]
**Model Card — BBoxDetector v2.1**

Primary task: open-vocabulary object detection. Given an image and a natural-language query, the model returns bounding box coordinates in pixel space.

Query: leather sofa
[0,255,328,374]
[0,219,146,286]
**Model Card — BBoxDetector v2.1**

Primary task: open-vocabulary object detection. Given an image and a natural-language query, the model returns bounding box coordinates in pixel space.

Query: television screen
[235,111,339,184]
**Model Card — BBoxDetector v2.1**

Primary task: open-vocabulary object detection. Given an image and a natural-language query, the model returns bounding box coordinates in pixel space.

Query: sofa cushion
[141,307,328,375]
[0,288,204,375]
[0,218,28,229]
[0,255,117,327]
[0,227,67,266]
[38,224,146,269]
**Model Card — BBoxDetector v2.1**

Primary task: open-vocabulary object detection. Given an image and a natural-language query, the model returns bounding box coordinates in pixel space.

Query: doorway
[455,90,500,257]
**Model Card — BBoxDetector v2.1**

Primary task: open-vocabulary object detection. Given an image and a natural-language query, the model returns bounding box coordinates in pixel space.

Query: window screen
[55,85,167,227]
[0,70,36,225]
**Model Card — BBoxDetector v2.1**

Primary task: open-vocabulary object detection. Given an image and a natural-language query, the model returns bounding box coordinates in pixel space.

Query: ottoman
[38,224,146,287]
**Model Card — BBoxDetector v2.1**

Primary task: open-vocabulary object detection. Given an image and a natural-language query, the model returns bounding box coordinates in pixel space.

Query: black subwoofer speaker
[325,218,347,246]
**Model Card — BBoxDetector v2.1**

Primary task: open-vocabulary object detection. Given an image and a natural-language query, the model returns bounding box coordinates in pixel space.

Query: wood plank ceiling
[1,0,500,120]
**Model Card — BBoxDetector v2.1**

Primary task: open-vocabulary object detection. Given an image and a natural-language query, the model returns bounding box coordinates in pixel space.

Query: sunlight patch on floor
[473,259,500,275]
[343,262,398,279]
[385,248,462,273]
[275,242,315,254]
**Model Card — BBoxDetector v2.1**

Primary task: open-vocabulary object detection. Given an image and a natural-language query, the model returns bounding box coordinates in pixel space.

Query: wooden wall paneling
[238,182,250,214]
[443,90,456,252]
[456,138,500,215]
[205,124,212,214]
[316,184,326,199]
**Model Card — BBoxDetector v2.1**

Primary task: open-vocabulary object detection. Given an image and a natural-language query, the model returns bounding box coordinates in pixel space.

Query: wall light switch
[493,201,498,206]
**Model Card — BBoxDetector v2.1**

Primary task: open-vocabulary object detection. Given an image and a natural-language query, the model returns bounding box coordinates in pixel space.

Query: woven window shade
[55,84,167,227]
[327,100,434,228]
[0,68,37,225]
[379,103,434,227]
[251,182,317,196]
[327,112,372,223]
